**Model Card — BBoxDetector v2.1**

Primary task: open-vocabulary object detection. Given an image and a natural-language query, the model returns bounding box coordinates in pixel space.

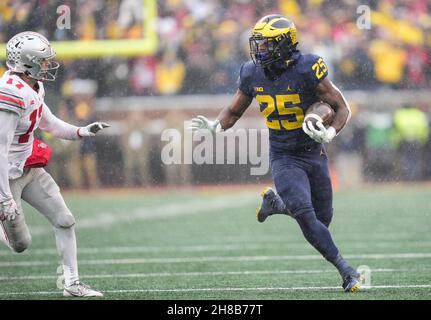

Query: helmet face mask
[35,58,60,81]
[249,35,282,67]
[249,15,298,70]
[6,31,60,82]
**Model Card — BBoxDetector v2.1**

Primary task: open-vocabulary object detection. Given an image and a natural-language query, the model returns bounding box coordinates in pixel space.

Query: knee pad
[4,215,32,253]
[55,212,76,228]
[316,208,333,227]
[295,211,317,230]
[295,212,322,246]
[289,202,314,218]
[11,234,32,253]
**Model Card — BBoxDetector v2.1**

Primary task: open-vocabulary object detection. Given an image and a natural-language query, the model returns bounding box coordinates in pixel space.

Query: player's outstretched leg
[256,187,291,223]
[22,168,103,297]
[295,211,361,292]
[0,214,32,253]
[272,158,361,291]
[55,226,103,297]
[2,178,32,253]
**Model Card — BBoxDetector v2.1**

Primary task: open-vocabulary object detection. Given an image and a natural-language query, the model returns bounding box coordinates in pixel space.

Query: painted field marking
[3,240,431,257]
[0,284,430,296]
[0,267,428,281]
[1,252,431,267]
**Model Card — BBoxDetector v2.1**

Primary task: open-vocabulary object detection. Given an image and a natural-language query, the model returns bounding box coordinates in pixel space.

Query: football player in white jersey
[0,31,109,297]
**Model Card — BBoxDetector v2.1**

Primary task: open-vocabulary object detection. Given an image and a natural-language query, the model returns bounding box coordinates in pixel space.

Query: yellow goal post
[0,0,157,59]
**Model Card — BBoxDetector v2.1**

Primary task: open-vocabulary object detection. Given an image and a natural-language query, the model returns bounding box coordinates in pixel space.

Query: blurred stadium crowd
[1,0,431,189]
[2,0,431,95]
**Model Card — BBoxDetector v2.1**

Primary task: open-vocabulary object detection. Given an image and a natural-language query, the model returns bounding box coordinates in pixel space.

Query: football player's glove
[189,116,223,133]
[302,120,336,144]
[78,122,110,137]
[0,198,19,222]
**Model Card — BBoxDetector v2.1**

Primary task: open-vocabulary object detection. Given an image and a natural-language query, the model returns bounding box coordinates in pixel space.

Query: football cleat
[342,273,362,293]
[63,281,103,297]
[256,187,288,223]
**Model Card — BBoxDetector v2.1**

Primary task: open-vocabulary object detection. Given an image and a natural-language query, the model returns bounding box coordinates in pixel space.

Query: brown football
[304,102,335,128]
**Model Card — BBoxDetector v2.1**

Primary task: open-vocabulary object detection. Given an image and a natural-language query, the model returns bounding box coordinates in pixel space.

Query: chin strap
[263,54,298,80]
[264,64,286,80]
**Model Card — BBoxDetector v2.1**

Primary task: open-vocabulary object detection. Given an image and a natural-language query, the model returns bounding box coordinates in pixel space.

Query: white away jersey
[0,71,46,179]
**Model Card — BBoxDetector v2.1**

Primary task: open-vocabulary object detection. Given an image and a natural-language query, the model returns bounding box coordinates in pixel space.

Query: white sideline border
[0,284,430,296]
[3,240,431,256]
[0,267,427,281]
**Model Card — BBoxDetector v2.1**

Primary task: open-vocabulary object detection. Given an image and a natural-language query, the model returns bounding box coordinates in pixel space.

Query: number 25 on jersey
[257,94,304,131]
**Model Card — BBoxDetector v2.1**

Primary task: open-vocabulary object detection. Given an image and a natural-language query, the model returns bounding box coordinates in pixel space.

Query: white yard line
[102,284,431,293]
[4,241,431,257]
[1,252,431,267]
[0,284,431,296]
[0,268,424,281]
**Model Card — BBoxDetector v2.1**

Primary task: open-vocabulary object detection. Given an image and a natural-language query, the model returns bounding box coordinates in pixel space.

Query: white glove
[0,198,19,222]
[302,120,336,143]
[78,122,110,137]
[189,116,223,133]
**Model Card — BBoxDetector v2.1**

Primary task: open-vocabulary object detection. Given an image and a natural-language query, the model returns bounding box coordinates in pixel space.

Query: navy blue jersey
[238,51,329,152]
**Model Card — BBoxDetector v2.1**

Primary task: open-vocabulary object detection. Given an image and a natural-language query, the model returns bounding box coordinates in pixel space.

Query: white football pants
[0,168,79,286]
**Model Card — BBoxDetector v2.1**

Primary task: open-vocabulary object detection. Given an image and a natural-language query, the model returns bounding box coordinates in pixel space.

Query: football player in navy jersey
[190,14,361,292]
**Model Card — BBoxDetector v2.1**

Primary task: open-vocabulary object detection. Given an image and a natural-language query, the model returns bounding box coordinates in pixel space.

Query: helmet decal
[249,15,298,69]
[6,31,59,81]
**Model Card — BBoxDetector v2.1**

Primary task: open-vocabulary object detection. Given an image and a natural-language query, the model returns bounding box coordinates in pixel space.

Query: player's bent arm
[39,104,80,140]
[314,77,351,134]
[40,104,110,139]
[217,89,253,130]
[0,110,19,202]
[190,89,253,133]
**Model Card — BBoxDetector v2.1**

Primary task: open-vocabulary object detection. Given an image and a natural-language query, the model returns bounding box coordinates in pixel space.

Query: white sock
[54,226,79,287]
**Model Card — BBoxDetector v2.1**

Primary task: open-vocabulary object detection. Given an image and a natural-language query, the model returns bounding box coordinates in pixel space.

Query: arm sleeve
[237,62,255,97]
[0,110,19,202]
[0,86,25,117]
[39,104,81,140]
[305,55,329,91]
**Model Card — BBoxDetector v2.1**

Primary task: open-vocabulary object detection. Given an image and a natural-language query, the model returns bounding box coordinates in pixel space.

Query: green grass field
[0,184,430,300]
